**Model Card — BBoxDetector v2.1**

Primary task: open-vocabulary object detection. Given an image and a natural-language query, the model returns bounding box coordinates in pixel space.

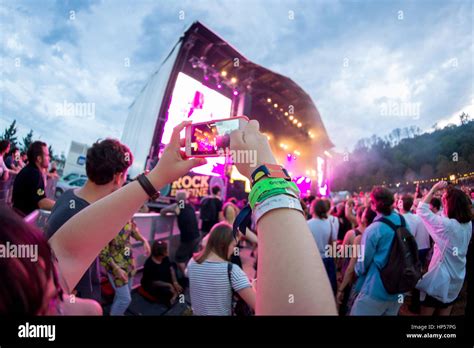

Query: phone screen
[189,118,240,156]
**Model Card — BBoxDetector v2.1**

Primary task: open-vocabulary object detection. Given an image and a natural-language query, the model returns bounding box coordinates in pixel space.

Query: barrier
[26,210,185,270]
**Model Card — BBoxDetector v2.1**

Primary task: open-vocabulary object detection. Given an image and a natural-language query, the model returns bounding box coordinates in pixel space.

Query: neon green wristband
[249,179,300,209]
[249,178,291,204]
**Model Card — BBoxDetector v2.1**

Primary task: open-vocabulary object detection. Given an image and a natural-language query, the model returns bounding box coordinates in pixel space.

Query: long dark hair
[0,205,55,315]
[445,187,472,224]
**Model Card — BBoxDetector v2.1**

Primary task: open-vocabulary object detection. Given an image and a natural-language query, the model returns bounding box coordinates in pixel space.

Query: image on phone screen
[190,119,240,156]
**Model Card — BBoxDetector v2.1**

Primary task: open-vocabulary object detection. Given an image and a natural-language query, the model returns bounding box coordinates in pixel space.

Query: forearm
[421,187,436,205]
[256,208,336,315]
[51,174,165,290]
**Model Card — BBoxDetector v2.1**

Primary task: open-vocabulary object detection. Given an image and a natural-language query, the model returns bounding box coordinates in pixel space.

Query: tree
[21,130,34,153]
[1,120,18,147]
[459,112,470,125]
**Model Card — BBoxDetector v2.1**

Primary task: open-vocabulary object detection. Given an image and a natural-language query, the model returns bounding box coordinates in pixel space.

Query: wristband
[253,194,304,223]
[251,164,291,186]
[249,178,300,209]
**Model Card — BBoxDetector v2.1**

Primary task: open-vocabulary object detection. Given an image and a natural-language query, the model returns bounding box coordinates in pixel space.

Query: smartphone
[185,116,249,157]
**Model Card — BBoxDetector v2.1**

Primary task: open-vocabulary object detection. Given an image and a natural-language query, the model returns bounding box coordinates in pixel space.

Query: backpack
[200,197,216,222]
[376,214,422,294]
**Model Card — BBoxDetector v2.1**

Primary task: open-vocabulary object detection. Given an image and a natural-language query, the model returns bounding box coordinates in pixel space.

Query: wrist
[146,170,166,193]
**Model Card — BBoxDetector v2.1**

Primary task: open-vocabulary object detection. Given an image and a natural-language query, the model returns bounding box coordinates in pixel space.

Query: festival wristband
[253,194,304,223]
[249,178,299,206]
[250,183,300,209]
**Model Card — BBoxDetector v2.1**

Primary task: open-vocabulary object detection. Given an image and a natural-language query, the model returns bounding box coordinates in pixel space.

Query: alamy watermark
[380,101,420,119]
[0,242,38,262]
[217,148,258,167]
[324,242,365,261]
[54,100,95,119]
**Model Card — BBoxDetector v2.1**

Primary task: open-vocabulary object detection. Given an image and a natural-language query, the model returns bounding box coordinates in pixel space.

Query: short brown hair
[194,222,234,263]
[86,139,133,185]
[370,187,394,216]
[401,194,414,212]
[312,199,329,219]
[27,141,47,164]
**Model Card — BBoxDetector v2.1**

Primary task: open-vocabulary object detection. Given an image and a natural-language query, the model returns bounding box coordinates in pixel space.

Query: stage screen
[162,72,233,176]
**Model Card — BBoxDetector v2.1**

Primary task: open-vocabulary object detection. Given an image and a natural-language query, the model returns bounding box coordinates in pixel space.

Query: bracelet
[253,194,304,223]
[137,173,160,200]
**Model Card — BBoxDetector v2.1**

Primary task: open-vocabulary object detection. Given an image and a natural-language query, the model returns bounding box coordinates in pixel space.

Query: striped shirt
[187,259,251,316]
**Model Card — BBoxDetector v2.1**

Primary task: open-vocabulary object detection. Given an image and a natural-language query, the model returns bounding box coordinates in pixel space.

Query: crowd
[0,120,472,317]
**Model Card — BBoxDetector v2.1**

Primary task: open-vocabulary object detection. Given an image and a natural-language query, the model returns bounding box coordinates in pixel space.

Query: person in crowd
[6,120,335,316]
[5,146,22,173]
[399,194,431,265]
[398,194,431,313]
[327,200,340,240]
[350,187,406,316]
[12,141,55,216]
[466,205,474,316]
[0,140,11,182]
[342,206,366,249]
[19,151,27,167]
[0,207,103,315]
[100,219,150,315]
[141,241,183,306]
[336,201,353,241]
[200,185,224,235]
[186,222,256,315]
[307,199,338,294]
[337,206,377,315]
[47,162,60,179]
[430,197,442,215]
[46,139,133,303]
[223,197,240,225]
[160,190,202,276]
[416,181,472,316]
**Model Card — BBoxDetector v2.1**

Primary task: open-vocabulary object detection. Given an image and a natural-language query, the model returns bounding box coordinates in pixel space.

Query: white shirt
[402,212,431,250]
[416,202,472,303]
[307,218,337,258]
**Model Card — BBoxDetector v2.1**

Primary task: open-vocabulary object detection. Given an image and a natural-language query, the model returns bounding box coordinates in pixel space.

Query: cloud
[1,0,472,157]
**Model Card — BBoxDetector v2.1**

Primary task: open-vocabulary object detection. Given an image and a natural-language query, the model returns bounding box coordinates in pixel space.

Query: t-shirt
[177,204,200,242]
[12,163,47,216]
[187,259,250,316]
[307,218,336,259]
[141,256,172,291]
[45,189,102,302]
[1,156,9,175]
[402,212,431,250]
[5,156,18,169]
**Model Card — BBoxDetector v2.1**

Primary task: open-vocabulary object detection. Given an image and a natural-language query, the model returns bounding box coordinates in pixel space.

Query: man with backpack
[200,185,224,235]
[350,187,421,315]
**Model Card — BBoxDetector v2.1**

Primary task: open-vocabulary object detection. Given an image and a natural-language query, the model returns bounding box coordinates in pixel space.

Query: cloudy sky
[1,0,472,155]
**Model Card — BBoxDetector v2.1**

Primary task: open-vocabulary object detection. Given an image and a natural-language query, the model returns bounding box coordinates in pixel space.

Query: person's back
[12,163,46,216]
[307,218,332,258]
[177,203,200,242]
[46,189,102,301]
[187,258,249,315]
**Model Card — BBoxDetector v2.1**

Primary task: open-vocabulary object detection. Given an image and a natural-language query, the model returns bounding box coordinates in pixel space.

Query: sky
[1,0,472,155]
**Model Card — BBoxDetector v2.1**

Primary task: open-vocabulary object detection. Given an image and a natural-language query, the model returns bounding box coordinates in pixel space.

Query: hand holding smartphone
[185,116,249,157]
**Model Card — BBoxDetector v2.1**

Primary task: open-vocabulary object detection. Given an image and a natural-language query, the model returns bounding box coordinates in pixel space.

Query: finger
[170,121,191,147]
[230,129,244,149]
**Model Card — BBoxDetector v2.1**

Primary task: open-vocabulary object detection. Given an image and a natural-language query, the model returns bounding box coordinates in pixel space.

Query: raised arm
[230,120,336,315]
[50,121,206,290]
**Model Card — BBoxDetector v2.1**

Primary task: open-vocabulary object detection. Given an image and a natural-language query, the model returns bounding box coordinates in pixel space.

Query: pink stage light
[233,90,239,96]
[217,84,222,89]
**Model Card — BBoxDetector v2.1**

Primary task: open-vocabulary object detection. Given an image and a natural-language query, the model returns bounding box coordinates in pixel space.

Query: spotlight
[221,70,227,77]
[297,122,302,128]
[289,115,294,121]
[217,84,222,89]
[267,98,272,103]
[273,103,278,108]
[230,77,237,84]
[284,112,289,116]
[293,119,298,124]
[233,90,239,96]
